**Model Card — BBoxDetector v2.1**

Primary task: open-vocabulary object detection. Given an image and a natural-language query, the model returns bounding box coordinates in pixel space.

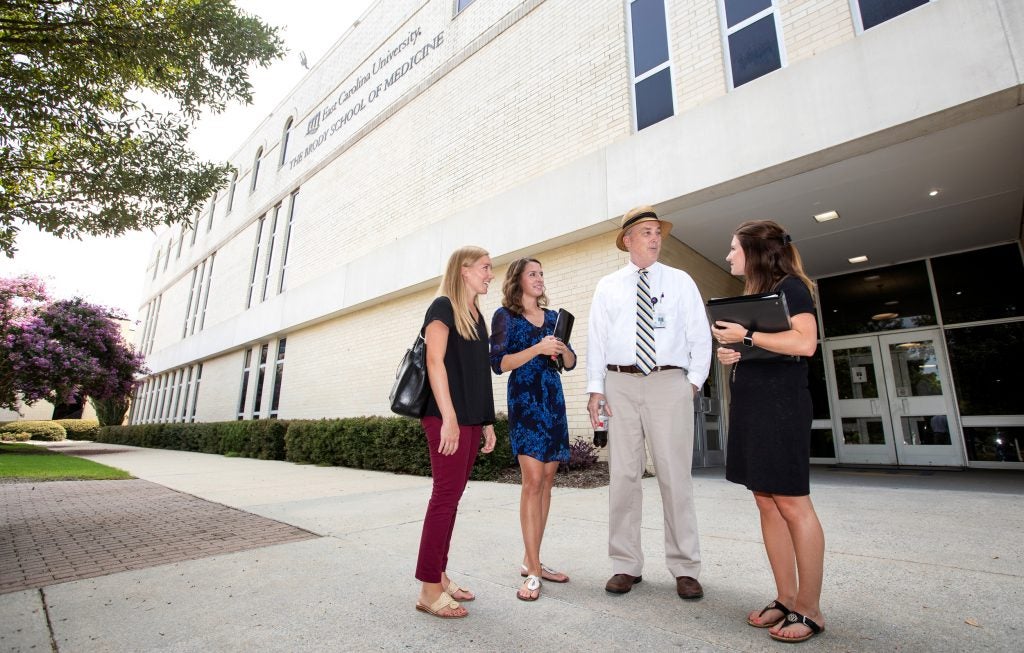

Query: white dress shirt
[587,261,712,394]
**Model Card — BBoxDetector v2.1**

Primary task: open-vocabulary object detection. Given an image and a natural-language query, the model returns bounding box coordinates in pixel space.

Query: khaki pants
[606,368,701,578]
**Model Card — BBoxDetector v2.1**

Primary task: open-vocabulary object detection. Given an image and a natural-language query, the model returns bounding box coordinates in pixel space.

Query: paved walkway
[1,479,316,594]
[1,440,1022,652]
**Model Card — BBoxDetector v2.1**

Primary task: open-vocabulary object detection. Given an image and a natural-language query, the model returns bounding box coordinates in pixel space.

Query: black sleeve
[780,277,815,317]
[423,296,454,331]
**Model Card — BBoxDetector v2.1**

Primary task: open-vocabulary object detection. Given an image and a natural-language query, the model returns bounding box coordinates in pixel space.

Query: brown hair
[734,220,815,298]
[438,245,489,340]
[501,257,548,315]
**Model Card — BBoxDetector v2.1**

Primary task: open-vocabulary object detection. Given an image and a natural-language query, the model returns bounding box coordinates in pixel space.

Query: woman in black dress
[713,221,825,643]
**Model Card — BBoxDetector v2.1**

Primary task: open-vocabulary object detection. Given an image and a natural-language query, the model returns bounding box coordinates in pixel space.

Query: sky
[0,0,377,321]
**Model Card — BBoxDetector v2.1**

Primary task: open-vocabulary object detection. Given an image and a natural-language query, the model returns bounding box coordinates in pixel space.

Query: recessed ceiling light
[928,189,940,197]
[864,275,881,281]
[813,210,840,223]
[849,255,869,264]
[872,313,899,321]
[885,300,899,306]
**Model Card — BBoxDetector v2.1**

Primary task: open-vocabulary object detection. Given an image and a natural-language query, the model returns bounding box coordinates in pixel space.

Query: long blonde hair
[439,246,489,340]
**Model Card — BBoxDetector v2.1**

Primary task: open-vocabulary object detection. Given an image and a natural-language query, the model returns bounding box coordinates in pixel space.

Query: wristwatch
[743,329,754,347]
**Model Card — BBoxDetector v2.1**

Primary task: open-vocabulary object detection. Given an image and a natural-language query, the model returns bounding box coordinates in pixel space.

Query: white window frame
[277,190,299,294]
[279,117,293,167]
[250,147,263,193]
[717,0,787,90]
[849,0,934,35]
[625,0,676,132]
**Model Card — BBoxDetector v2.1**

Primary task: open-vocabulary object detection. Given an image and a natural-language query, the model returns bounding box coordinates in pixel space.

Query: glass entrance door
[825,329,964,466]
[692,363,724,467]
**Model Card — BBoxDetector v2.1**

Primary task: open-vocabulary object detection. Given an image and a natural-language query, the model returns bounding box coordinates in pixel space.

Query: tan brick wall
[780,0,855,65]
[670,0,728,113]
[285,0,633,289]
[193,352,244,423]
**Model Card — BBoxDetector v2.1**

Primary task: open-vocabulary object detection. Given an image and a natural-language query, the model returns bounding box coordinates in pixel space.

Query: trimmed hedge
[54,419,100,441]
[0,430,31,442]
[97,417,514,480]
[96,420,289,460]
[0,420,66,441]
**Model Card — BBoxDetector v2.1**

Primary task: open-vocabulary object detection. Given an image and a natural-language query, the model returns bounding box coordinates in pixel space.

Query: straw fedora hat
[616,205,672,251]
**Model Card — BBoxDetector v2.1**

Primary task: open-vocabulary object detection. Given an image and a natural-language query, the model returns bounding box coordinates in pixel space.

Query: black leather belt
[607,364,682,374]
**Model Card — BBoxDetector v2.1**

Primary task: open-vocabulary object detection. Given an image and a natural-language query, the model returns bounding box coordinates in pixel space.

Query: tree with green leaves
[0,0,285,257]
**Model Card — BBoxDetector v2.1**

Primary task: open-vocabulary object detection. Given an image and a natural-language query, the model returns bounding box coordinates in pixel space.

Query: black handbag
[389,329,431,418]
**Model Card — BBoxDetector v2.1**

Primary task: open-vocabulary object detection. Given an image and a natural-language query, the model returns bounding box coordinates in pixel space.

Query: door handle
[870,399,879,415]
[902,399,909,415]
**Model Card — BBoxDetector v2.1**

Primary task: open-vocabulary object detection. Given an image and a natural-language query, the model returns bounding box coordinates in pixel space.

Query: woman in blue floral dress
[490,258,575,601]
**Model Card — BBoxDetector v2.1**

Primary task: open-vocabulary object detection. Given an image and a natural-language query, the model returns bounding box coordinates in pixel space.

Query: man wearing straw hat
[586,205,712,600]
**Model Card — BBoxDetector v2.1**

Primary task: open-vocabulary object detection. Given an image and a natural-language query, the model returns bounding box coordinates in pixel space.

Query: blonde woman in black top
[414,246,497,619]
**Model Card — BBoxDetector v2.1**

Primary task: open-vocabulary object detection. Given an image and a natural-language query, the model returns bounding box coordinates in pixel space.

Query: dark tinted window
[810,428,835,458]
[808,347,830,420]
[963,427,1024,463]
[818,261,936,337]
[724,0,772,28]
[630,0,670,76]
[932,244,1023,324]
[945,322,1023,415]
[635,68,674,130]
[728,14,781,87]
[858,0,929,31]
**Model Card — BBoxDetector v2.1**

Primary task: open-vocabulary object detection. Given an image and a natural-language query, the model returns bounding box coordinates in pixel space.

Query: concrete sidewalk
[2,441,1022,652]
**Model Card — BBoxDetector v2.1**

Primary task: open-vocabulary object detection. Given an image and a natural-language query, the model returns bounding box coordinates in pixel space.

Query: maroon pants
[415,416,481,583]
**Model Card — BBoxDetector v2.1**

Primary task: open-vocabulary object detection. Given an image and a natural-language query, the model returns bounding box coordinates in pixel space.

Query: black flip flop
[747,599,790,628]
[770,610,824,643]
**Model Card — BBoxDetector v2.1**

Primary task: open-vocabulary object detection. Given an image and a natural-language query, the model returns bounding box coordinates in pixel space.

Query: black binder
[550,308,574,371]
[706,292,799,362]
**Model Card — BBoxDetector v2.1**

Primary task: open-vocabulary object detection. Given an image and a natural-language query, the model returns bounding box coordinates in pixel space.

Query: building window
[456,0,476,13]
[176,225,185,259]
[250,147,263,193]
[227,171,238,213]
[206,196,216,232]
[182,254,215,338]
[277,190,299,293]
[852,0,931,32]
[261,204,281,302]
[189,363,202,422]
[179,365,194,422]
[719,0,784,89]
[152,251,160,280]
[237,348,253,420]
[246,216,266,308]
[252,343,269,418]
[163,240,172,271]
[140,295,161,355]
[628,0,674,130]
[189,213,200,247]
[279,117,293,167]
[197,253,215,332]
[931,244,1023,324]
[182,267,199,338]
[269,338,286,418]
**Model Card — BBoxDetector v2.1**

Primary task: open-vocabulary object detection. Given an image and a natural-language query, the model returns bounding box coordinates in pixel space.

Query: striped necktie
[636,268,656,375]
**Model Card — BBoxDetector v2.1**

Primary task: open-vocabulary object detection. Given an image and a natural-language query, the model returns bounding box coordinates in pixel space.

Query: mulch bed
[492,462,610,489]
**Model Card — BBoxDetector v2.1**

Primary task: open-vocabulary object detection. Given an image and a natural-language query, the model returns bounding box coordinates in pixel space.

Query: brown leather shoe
[605,573,642,594]
[676,576,704,600]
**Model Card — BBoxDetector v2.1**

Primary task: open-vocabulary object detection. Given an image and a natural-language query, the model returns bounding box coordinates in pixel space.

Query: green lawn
[0,443,132,481]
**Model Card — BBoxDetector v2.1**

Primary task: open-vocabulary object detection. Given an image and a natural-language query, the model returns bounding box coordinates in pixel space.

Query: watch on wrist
[743,329,754,348]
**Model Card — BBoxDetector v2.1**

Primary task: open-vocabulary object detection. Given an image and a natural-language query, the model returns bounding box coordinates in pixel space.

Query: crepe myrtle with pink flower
[1,275,147,414]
